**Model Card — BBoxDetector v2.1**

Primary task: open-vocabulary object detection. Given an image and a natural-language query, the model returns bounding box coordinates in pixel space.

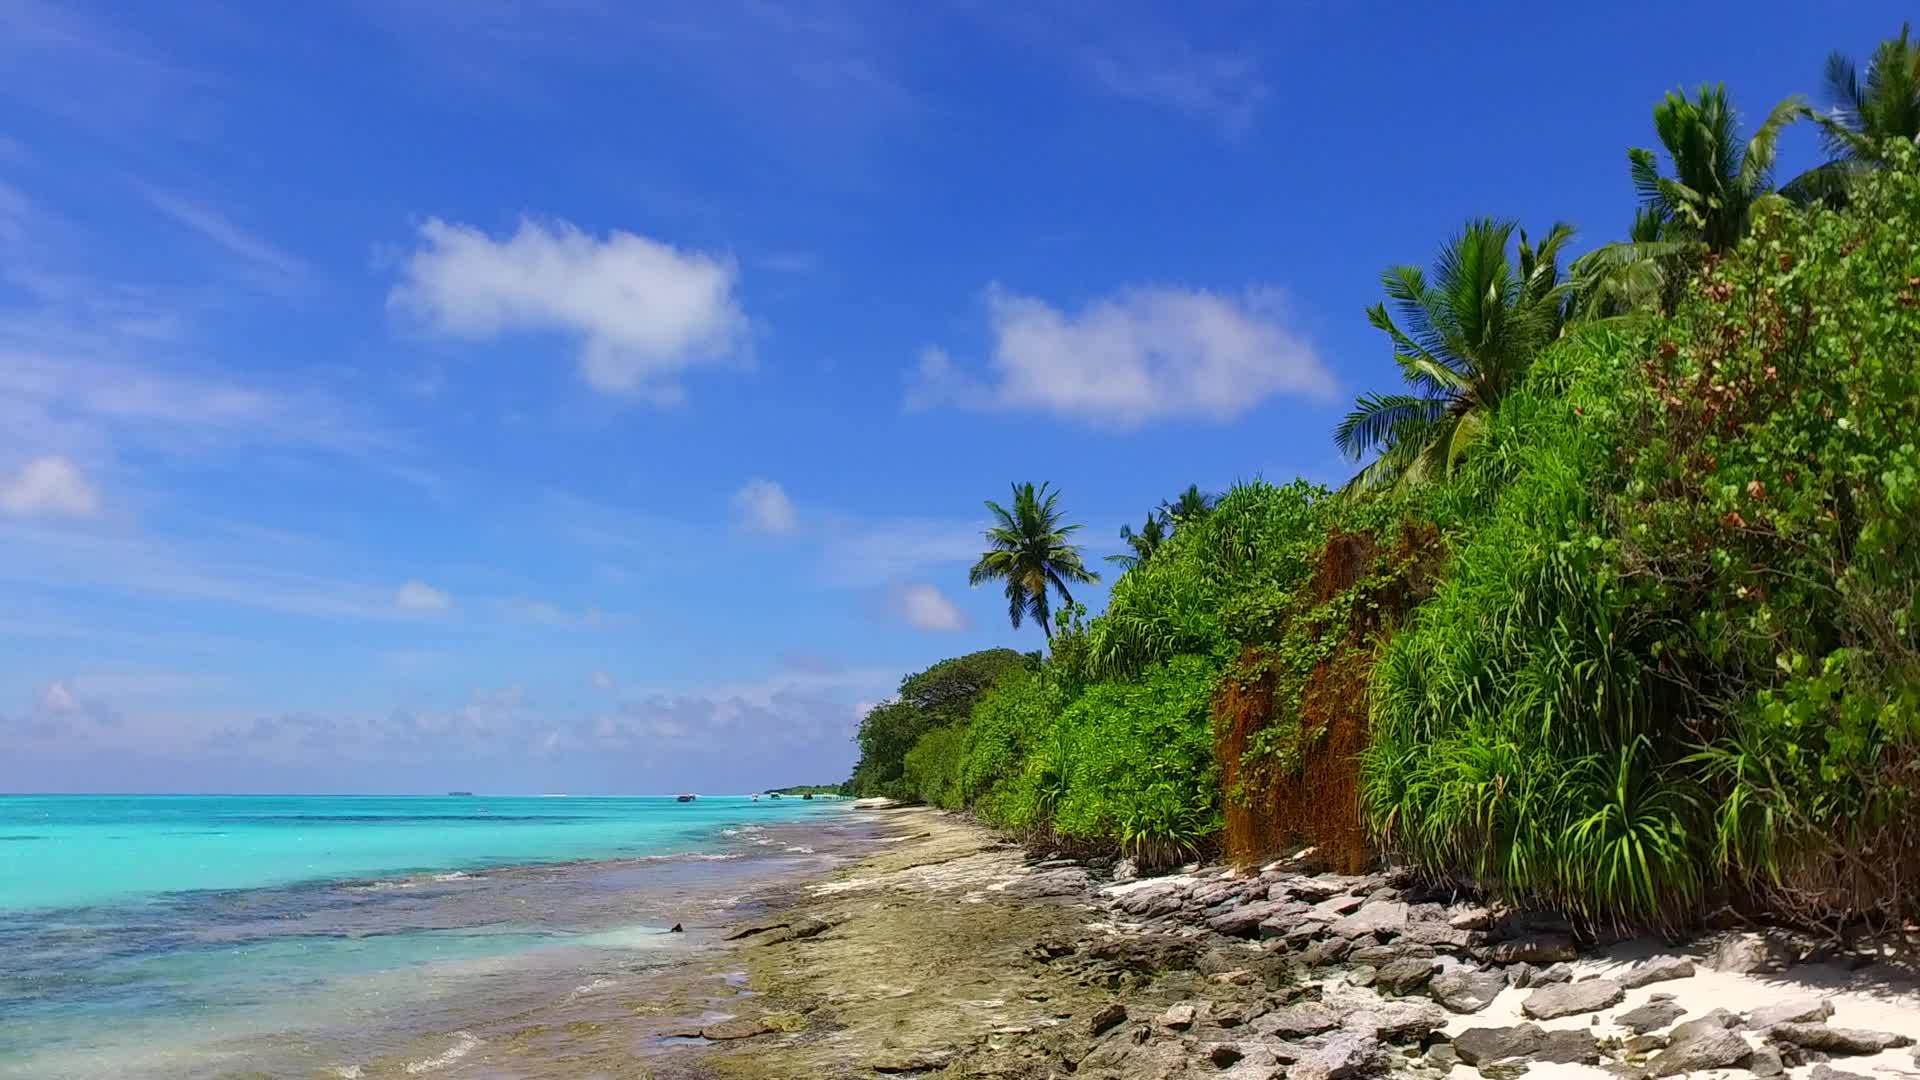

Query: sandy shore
[641,809,1920,1080]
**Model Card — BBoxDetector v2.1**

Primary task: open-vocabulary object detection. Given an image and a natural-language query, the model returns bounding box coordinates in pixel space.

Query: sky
[0,1,1907,794]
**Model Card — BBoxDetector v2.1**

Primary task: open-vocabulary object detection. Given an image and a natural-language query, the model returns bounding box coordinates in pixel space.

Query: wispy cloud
[137,186,312,294]
[732,477,798,535]
[908,283,1336,428]
[960,3,1270,135]
[895,583,968,632]
[0,455,100,518]
[816,513,982,588]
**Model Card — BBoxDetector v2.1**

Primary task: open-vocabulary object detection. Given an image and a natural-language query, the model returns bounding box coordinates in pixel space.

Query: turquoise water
[0,794,848,1078]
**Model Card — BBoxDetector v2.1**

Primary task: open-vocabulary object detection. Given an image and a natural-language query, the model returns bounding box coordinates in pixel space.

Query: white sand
[1426,934,1920,1080]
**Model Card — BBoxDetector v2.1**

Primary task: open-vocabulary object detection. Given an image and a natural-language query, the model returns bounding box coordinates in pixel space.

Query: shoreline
[658,809,1920,1080]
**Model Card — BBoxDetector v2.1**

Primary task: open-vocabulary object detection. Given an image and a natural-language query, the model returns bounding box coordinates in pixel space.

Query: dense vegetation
[846,26,1920,935]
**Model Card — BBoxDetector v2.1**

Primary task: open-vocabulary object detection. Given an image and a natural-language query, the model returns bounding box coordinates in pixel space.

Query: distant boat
[802,793,813,800]
[751,793,760,801]
[675,793,697,803]
[767,792,782,799]
[447,791,474,797]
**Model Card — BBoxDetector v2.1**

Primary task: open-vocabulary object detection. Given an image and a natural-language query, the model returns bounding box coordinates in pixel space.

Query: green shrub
[902,723,969,809]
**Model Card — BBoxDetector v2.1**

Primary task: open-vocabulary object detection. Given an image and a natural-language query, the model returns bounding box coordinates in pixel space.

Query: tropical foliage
[864,25,1920,931]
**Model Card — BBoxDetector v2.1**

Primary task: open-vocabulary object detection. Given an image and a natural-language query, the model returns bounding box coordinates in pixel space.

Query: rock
[1603,1065,1648,1080]
[1482,1060,1532,1080]
[1519,978,1623,1020]
[1426,1043,1461,1069]
[870,1047,957,1073]
[1450,904,1497,930]
[1810,1066,1873,1080]
[1333,901,1410,939]
[1255,1002,1343,1037]
[1209,899,1302,938]
[1624,1035,1668,1054]
[1348,965,1377,988]
[1769,1022,1914,1054]
[1159,1003,1197,1031]
[701,1017,772,1040]
[1348,944,1401,966]
[1508,962,1537,988]
[1488,938,1579,965]
[1376,957,1439,995]
[1530,962,1574,986]
[1300,936,1353,968]
[1748,1046,1785,1077]
[1315,893,1367,918]
[662,1026,706,1039]
[1709,932,1796,974]
[1665,1009,1740,1045]
[1646,1028,1752,1076]
[1003,867,1093,899]
[1431,968,1509,1014]
[1618,955,1695,989]
[1088,1002,1128,1036]
[1291,1032,1384,1080]
[1747,997,1834,1029]
[1400,923,1475,949]
[1454,1024,1549,1066]
[1112,857,1139,883]
[1346,999,1448,1043]
[1278,877,1350,902]
[1534,1030,1602,1064]
[1615,1000,1688,1034]
[668,922,683,933]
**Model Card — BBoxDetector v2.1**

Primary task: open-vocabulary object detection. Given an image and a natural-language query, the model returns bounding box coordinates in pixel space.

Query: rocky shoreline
[668,808,1920,1080]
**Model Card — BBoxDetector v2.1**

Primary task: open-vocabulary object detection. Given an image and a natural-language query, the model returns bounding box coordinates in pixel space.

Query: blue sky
[0,1,1905,794]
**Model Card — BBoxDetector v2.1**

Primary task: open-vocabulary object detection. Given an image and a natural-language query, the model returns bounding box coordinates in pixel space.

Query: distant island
[762,785,843,797]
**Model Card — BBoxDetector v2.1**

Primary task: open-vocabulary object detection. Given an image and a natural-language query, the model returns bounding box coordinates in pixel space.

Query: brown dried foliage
[1216,522,1442,873]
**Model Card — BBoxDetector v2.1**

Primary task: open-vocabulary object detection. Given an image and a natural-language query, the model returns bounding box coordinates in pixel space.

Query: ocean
[0,794,851,1078]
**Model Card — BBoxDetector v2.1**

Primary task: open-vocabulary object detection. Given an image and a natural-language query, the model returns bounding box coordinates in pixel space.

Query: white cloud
[732,477,797,535]
[138,187,311,293]
[394,580,452,611]
[908,284,1335,428]
[816,515,980,587]
[896,583,967,632]
[36,679,78,713]
[389,217,750,400]
[590,670,615,691]
[0,455,100,517]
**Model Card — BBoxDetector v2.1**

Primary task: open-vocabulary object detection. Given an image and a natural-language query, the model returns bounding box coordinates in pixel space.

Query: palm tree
[1107,514,1167,571]
[1629,84,1806,253]
[1336,218,1573,490]
[1159,485,1216,526]
[1786,24,1920,207]
[969,482,1099,640]
[1570,208,1694,320]
[1817,23,1920,163]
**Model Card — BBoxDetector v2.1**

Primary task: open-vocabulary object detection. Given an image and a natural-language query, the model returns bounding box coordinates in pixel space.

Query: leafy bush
[902,723,969,809]
[848,648,1032,799]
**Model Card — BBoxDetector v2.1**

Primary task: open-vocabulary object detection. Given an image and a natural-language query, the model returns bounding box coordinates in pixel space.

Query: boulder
[1530,962,1574,986]
[1345,999,1448,1043]
[1646,1028,1752,1076]
[1376,956,1439,995]
[1332,900,1411,939]
[1453,1024,1549,1066]
[1256,1002,1343,1038]
[1290,1032,1384,1080]
[1747,997,1834,1029]
[1088,1002,1129,1036]
[1348,944,1401,966]
[1159,1003,1198,1031]
[1618,955,1696,990]
[1810,1067,1873,1080]
[1315,893,1367,919]
[1112,857,1139,883]
[1665,1009,1741,1045]
[1769,1022,1914,1054]
[1279,877,1350,902]
[1400,922,1475,949]
[1519,978,1623,1020]
[1615,1000,1687,1034]
[1449,904,1497,930]
[1430,968,1508,1014]
[1709,932,1796,974]
[1209,899,1302,938]
[1534,1030,1602,1064]
[1299,936,1354,968]
[1748,1047,1785,1077]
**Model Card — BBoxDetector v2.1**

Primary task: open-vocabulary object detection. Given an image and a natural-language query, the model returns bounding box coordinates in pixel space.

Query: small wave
[329,1067,363,1079]
[430,871,471,882]
[573,976,618,993]
[404,1031,481,1075]
[783,845,814,854]
[343,879,418,893]
[720,828,740,837]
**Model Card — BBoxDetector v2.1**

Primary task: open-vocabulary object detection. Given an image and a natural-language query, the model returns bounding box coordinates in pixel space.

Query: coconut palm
[1107,514,1168,571]
[1570,208,1694,320]
[1817,23,1920,162]
[1629,84,1806,252]
[1336,218,1574,490]
[969,482,1099,640]
[1158,485,1216,526]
